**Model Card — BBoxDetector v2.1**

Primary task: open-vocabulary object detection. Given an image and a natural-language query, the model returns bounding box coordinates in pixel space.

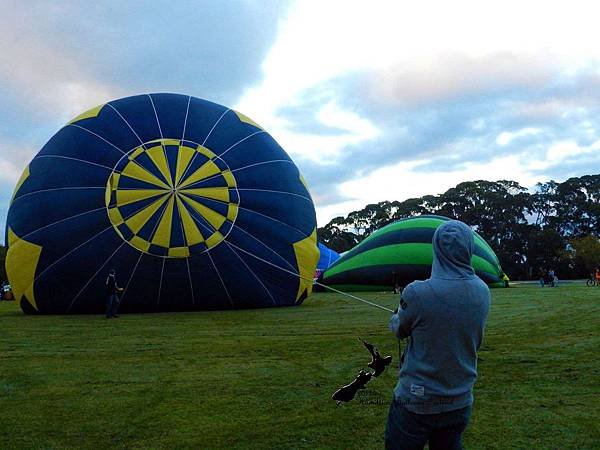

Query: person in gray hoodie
[385,220,491,450]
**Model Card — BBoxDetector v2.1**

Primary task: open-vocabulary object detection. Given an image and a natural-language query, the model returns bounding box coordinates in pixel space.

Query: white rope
[225,241,395,313]
[313,280,395,313]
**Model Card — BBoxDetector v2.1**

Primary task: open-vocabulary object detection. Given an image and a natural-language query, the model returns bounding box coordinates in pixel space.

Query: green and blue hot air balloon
[321,215,503,291]
[6,93,319,314]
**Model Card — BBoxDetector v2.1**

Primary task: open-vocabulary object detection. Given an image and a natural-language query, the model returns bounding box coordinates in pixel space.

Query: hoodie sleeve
[389,284,418,339]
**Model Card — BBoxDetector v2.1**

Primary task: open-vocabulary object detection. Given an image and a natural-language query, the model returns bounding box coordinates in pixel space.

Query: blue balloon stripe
[228,224,297,272]
[67,124,127,156]
[106,103,145,146]
[32,224,116,290]
[9,190,107,242]
[236,205,308,243]
[217,130,266,159]
[20,206,107,242]
[224,239,298,304]
[230,159,295,174]
[35,154,114,171]
[222,241,277,306]
[237,188,312,203]
[201,108,232,146]
[227,226,298,273]
[180,96,192,141]
[107,95,161,146]
[40,125,124,169]
[66,241,128,312]
[119,251,144,304]
[12,186,105,204]
[204,249,235,308]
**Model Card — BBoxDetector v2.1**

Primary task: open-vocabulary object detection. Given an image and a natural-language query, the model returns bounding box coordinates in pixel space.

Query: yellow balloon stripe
[116,189,168,207]
[180,194,226,231]
[178,160,220,189]
[130,235,151,252]
[146,145,173,187]
[152,195,175,247]
[175,196,205,245]
[205,231,224,248]
[175,146,196,186]
[180,187,230,202]
[121,161,170,189]
[125,194,170,234]
[168,247,190,258]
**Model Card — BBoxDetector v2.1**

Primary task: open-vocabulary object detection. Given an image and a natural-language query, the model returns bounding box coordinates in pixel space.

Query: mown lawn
[1,284,598,449]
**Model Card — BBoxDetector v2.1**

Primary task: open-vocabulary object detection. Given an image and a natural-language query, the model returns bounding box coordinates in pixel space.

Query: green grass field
[1,284,599,449]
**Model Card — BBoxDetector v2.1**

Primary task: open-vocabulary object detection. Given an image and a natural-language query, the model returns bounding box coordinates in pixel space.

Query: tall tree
[317,217,361,253]
[568,235,600,274]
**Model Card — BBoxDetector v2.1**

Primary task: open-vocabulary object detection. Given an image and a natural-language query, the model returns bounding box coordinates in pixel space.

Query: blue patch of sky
[0,181,14,245]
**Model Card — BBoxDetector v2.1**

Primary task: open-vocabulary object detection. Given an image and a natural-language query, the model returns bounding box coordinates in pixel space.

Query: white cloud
[496,127,542,146]
[321,154,548,225]
[272,100,381,163]
[238,0,600,118]
[236,0,600,225]
[546,140,600,163]
[0,5,122,120]
[0,141,36,184]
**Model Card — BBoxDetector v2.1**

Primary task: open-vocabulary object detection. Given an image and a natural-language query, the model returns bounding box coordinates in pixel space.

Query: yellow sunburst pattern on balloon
[105,139,239,257]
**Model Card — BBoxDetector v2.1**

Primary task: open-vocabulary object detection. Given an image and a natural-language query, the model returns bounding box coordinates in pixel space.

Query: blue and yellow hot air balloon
[321,215,503,291]
[6,93,319,314]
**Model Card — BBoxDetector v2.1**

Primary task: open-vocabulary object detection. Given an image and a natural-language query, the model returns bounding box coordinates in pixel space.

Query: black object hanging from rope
[331,337,394,404]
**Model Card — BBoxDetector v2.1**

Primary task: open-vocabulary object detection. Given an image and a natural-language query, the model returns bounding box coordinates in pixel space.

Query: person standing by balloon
[386,220,491,450]
[105,269,122,319]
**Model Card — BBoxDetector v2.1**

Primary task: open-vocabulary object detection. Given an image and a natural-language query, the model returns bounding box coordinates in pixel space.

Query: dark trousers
[105,294,119,317]
[385,398,472,450]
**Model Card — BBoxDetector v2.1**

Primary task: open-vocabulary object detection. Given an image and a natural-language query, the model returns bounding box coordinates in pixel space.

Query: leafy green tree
[317,217,361,253]
[532,175,600,237]
[530,180,559,226]
[551,175,600,237]
[568,235,600,274]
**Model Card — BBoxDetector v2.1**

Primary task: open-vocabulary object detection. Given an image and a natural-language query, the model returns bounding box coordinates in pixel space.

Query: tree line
[317,174,600,280]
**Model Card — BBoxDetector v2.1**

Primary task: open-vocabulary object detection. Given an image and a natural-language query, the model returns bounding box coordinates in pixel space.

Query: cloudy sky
[2,0,600,238]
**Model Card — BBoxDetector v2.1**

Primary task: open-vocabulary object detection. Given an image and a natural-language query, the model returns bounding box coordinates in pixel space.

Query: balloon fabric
[6,93,319,314]
[321,215,503,291]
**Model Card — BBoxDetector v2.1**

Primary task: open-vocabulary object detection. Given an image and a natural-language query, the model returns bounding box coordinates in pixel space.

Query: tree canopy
[318,175,600,280]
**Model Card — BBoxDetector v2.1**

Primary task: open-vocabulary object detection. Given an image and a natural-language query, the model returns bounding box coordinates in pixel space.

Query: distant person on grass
[547,269,555,287]
[105,269,122,318]
[538,268,546,287]
[502,272,510,288]
[386,220,491,450]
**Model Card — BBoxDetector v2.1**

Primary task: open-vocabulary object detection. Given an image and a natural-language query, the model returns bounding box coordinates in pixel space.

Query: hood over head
[431,220,476,279]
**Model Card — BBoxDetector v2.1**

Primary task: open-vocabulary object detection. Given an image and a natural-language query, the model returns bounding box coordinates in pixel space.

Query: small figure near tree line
[502,273,510,288]
[592,268,600,286]
[538,268,559,287]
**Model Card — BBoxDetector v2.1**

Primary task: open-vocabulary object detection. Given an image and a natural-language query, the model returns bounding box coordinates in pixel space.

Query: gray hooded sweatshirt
[389,220,491,414]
